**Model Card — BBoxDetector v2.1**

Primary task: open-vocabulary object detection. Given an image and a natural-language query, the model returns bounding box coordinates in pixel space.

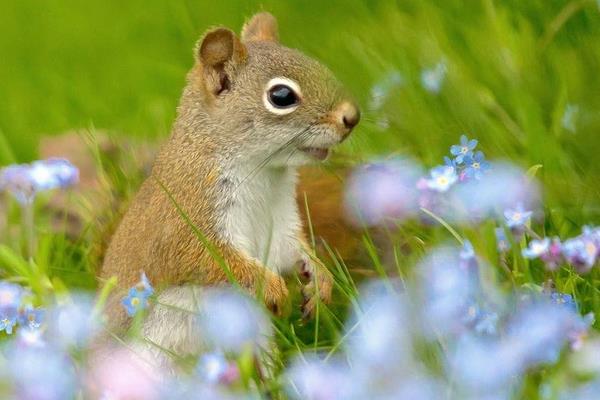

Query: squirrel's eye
[268,85,298,108]
[263,77,302,115]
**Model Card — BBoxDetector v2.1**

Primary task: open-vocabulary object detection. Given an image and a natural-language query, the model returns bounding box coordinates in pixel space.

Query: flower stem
[22,200,35,260]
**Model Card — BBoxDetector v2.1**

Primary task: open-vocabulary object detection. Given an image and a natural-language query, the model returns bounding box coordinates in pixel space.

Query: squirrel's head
[184,12,360,166]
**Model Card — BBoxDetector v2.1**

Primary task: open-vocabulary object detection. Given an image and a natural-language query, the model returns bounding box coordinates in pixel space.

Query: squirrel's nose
[333,101,360,140]
[334,101,360,137]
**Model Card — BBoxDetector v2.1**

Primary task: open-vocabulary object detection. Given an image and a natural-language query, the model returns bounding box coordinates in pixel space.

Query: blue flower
[0,281,23,311]
[549,292,578,313]
[421,60,447,94]
[0,315,17,335]
[426,165,458,192]
[463,151,490,180]
[19,305,44,329]
[474,310,499,336]
[443,156,456,170]
[0,158,79,204]
[495,227,511,252]
[523,238,551,259]
[450,135,478,164]
[504,204,533,232]
[121,272,154,317]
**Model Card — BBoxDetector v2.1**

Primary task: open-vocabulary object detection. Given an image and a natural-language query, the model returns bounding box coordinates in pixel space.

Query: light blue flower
[48,293,99,349]
[474,310,499,336]
[463,151,490,180]
[561,103,579,133]
[421,60,447,94]
[0,158,79,204]
[19,305,45,329]
[426,165,458,192]
[495,227,512,252]
[0,281,23,311]
[121,272,154,317]
[504,204,533,231]
[450,135,478,164]
[198,288,271,353]
[197,352,239,385]
[369,70,403,110]
[523,238,551,259]
[197,352,229,384]
[0,315,17,334]
[122,288,151,317]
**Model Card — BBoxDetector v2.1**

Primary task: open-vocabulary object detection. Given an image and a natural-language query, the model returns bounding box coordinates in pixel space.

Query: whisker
[234,123,317,191]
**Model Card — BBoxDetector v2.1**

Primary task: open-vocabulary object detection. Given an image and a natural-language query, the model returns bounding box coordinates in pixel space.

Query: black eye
[268,84,299,108]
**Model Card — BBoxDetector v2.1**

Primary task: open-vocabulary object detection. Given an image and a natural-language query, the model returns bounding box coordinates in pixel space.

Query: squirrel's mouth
[299,147,330,161]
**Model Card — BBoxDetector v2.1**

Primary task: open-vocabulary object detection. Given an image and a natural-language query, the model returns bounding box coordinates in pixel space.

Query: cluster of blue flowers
[422,134,491,193]
[121,272,154,316]
[0,282,44,335]
[0,158,79,204]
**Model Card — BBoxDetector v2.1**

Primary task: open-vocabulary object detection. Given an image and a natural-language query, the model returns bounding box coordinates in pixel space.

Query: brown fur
[100,12,359,330]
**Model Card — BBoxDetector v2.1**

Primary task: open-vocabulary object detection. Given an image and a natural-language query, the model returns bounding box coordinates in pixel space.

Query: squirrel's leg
[203,245,290,315]
[297,235,334,319]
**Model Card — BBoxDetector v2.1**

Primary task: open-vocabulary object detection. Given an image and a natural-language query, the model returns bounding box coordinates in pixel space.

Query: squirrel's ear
[241,12,279,43]
[197,28,247,95]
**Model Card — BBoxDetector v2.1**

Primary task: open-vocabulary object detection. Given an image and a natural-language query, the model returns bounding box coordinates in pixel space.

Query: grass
[2,0,600,398]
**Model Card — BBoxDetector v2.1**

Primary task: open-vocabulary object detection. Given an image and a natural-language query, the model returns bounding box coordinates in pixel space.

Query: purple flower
[523,238,563,270]
[426,165,458,192]
[450,135,478,164]
[562,236,598,273]
[463,151,490,180]
[197,352,239,385]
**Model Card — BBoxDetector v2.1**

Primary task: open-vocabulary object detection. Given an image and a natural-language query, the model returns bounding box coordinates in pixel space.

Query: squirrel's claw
[260,271,289,317]
[300,261,333,319]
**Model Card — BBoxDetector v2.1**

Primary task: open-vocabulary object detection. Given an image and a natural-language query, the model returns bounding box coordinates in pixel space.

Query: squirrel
[100,12,360,361]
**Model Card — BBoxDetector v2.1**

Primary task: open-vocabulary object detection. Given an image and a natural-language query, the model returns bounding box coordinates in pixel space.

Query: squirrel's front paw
[300,258,333,319]
[259,271,289,316]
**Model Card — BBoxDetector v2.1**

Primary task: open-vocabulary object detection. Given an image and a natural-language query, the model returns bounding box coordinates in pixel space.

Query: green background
[1,0,600,222]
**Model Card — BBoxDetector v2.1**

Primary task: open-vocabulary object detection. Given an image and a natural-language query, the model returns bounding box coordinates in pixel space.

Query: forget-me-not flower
[463,151,490,180]
[122,272,154,317]
[426,165,458,192]
[450,135,478,164]
[504,204,533,233]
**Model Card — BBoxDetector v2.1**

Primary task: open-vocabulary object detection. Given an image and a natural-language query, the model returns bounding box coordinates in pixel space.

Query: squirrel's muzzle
[332,101,360,140]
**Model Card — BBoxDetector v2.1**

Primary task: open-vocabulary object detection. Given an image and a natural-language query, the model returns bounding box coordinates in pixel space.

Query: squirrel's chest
[218,167,302,272]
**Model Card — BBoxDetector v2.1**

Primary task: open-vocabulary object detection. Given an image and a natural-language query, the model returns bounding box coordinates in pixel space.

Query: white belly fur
[142,166,302,364]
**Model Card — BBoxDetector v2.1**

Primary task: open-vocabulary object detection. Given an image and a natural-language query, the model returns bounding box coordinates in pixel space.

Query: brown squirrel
[100,12,359,360]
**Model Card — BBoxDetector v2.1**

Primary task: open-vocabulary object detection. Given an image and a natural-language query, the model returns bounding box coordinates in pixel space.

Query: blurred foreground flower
[421,60,447,93]
[0,158,78,204]
[344,158,422,226]
[197,288,271,353]
[88,346,162,400]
